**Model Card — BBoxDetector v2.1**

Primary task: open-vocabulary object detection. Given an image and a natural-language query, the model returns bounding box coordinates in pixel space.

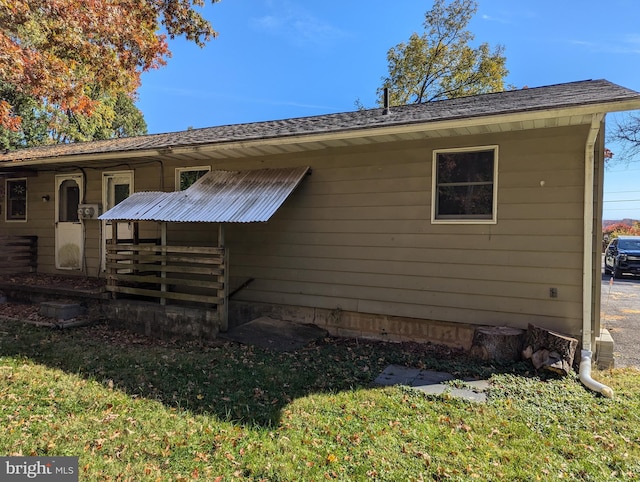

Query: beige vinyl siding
[224,125,589,336]
[0,122,591,338]
[2,173,54,271]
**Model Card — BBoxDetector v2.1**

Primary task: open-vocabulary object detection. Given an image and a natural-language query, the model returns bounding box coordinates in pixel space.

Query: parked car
[604,236,640,278]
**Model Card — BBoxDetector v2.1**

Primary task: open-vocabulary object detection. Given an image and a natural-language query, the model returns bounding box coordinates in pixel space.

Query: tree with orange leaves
[0,0,218,133]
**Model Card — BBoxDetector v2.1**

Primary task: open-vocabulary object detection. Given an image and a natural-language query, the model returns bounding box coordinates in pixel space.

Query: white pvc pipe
[579,350,613,398]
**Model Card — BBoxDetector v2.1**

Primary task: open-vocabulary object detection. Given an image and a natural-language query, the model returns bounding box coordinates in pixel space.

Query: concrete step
[39,301,85,320]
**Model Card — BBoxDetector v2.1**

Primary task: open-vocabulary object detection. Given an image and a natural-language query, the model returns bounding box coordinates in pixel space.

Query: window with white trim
[175,166,211,191]
[6,178,27,221]
[432,146,498,223]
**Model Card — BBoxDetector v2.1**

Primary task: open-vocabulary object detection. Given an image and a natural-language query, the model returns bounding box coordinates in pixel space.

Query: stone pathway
[374,364,490,402]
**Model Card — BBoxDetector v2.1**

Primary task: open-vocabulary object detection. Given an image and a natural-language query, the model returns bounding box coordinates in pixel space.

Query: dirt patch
[0,301,60,325]
[0,301,96,327]
[220,317,328,352]
[0,273,105,292]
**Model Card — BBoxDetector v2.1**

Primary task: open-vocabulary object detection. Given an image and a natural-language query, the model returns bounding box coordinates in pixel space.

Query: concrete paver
[374,364,489,402]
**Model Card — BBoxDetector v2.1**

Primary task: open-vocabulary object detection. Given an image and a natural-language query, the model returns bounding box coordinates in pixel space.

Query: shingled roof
[2,79,639,163]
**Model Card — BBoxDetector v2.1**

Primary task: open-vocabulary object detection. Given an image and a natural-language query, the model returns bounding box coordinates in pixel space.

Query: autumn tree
[603,221,640,244]
[0,0,218,139]
[378,0,508,106]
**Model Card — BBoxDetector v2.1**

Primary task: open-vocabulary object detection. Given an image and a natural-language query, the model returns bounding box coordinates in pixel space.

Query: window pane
[59,180,80,222]
[7,180,27,220]
[180,170,209,191]
[114,184,130,205]
[66,186,80,222]
[437,151,494,184]
[434,149,495,220]
[437,184,493,218]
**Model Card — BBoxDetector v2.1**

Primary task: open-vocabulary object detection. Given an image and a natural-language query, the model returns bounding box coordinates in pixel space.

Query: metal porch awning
[98,166,310,223]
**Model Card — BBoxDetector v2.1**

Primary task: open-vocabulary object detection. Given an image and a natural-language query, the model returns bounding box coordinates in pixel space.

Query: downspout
[580,113,613,398]
[79,167,88,275]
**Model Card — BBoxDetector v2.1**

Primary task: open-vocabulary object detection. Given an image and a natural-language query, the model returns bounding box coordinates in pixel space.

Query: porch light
[41,195,50,202]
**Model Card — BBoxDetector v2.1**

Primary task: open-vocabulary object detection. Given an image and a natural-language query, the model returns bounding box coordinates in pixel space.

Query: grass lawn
[1,317,639,481]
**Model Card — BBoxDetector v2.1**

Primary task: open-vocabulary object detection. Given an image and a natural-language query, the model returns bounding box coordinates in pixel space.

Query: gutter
[580,113,613,398]
[2,100,640,169]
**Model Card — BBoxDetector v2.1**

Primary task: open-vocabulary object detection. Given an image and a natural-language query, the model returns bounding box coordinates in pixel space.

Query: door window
[113,183,130,206]
[58,179,80,222]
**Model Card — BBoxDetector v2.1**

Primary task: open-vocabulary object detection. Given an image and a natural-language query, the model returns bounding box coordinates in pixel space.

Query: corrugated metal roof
[99,166,310,223]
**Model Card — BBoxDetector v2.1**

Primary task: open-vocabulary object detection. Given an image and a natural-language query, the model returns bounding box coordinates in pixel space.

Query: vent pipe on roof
[383,87,391,115]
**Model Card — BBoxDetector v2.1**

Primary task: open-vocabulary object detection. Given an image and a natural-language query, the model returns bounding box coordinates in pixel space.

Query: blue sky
[136,0,640,220]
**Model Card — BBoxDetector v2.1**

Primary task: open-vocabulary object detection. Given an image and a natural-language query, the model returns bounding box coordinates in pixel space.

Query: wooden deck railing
[105,241,228,328]
[0,235,37,274]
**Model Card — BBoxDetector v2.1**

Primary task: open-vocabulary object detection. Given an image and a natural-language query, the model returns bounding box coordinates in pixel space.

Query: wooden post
[106,239,117,300]
[133,221,139,275]
[133,221,139,244]
[218,223,228,332]
[111,222,119,300]
[160,222,167,306]
[218,223,225,248]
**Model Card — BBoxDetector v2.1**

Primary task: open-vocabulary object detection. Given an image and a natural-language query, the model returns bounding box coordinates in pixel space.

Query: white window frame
[175,165,211,191]
[101,170,134,271]
[431,145,498,224]
[5,178,28,222]
[102,170,134,210]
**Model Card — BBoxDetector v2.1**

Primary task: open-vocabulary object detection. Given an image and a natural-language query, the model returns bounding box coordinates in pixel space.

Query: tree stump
[469,326,526,362]
[521,323,578,376]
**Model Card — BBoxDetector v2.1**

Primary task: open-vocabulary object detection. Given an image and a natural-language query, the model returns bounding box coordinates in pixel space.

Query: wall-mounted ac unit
[77,203,102,219]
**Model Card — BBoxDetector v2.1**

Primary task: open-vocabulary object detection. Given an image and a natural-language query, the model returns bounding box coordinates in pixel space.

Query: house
[1,79,640,358]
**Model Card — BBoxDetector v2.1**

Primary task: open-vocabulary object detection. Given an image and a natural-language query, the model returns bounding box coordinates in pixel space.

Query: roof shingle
[2,79,639,163]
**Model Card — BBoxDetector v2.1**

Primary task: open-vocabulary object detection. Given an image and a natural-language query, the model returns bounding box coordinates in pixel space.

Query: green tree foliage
[0,84,147,150]
[378,0,508,106]
[0,82,49,149]
[48,91,148,144]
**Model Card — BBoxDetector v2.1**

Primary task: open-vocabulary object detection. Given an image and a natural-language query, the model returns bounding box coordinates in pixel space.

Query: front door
[55,174,83,269]
[102,171,134,270]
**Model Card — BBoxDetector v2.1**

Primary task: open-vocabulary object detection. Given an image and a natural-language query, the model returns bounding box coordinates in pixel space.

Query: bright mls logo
[0,457,78,481]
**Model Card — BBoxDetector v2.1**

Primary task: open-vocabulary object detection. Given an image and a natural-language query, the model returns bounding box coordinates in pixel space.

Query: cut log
[521,324,578,376]
[530,349,549,369]
[469,326,526,361]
